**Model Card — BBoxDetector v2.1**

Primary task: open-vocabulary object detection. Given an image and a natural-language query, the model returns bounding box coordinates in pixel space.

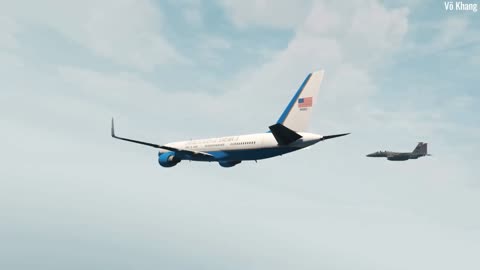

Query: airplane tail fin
[412,142,428,156]
[276,70,324,132]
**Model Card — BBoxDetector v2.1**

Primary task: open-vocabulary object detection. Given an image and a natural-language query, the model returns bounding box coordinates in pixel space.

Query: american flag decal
[298,97,312,108]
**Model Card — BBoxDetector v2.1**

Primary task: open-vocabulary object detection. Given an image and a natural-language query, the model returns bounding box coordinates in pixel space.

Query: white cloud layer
[219,0,313,29]
[1,0,187,71]
[222,1,409,131]
[0,16,20,50]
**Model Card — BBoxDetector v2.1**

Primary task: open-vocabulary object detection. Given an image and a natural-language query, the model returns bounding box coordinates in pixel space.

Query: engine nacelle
[218,160,241,168]
[158,152,180,168]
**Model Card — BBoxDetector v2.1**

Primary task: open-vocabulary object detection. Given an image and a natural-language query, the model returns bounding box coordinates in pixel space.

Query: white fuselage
[160,132,323,155]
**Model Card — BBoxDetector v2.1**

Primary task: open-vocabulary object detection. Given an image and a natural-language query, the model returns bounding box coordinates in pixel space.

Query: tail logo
[298,97,313,108]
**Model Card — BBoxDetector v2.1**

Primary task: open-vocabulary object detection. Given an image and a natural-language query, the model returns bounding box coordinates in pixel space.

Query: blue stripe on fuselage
[276,73,312,125]
[181,147,302,162]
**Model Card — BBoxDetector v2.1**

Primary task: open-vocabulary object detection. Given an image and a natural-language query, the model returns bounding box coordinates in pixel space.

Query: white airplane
[112,70,349,168]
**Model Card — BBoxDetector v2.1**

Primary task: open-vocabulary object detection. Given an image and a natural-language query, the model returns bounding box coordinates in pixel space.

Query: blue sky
[1,1,479,269]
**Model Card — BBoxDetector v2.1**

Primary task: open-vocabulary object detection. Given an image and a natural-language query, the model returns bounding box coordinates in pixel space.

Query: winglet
[111,117,115,137]
[110,118,161,148]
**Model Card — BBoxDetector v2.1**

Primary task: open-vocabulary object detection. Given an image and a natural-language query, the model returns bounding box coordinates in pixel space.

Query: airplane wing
[160,145,214,158]
[111,118,213,158]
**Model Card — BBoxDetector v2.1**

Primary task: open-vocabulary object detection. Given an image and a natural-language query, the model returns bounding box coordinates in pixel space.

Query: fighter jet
[366,142,431,161]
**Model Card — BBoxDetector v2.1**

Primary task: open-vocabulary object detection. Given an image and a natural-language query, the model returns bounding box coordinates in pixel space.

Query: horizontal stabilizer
[269,123,302,145]
[320,133,350,141]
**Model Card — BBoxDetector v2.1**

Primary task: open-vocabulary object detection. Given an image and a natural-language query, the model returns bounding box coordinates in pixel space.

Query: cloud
[168,0,205,27]
[404,15,479,58]
[1,0,187,71]
[0,52,24,68]
[436,17,469,46]
[0,16,24,68]
[54,65,245,137]
[221,1,409,129]
[347,3,409,55]
[203,36,232,50]
[79,0,189,71]
[218,0,312,29]
[0,16,20,50]
[183,8,204,27]
[195,35,232,66]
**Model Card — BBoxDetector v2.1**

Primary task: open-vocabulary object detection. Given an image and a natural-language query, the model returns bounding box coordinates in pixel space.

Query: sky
[1,0,479,269]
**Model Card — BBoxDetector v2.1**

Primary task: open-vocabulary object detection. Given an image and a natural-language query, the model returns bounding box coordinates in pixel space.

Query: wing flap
[161,145,213,158]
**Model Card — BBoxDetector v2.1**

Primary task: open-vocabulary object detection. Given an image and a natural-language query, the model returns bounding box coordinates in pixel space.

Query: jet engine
[158,152,180,167]
[218,160,241,168]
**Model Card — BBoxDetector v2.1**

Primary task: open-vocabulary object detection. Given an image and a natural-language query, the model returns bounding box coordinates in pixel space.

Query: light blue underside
[167,147,303,162]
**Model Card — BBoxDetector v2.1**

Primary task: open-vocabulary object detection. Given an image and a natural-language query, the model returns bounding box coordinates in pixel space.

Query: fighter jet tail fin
[412,142,428,156]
